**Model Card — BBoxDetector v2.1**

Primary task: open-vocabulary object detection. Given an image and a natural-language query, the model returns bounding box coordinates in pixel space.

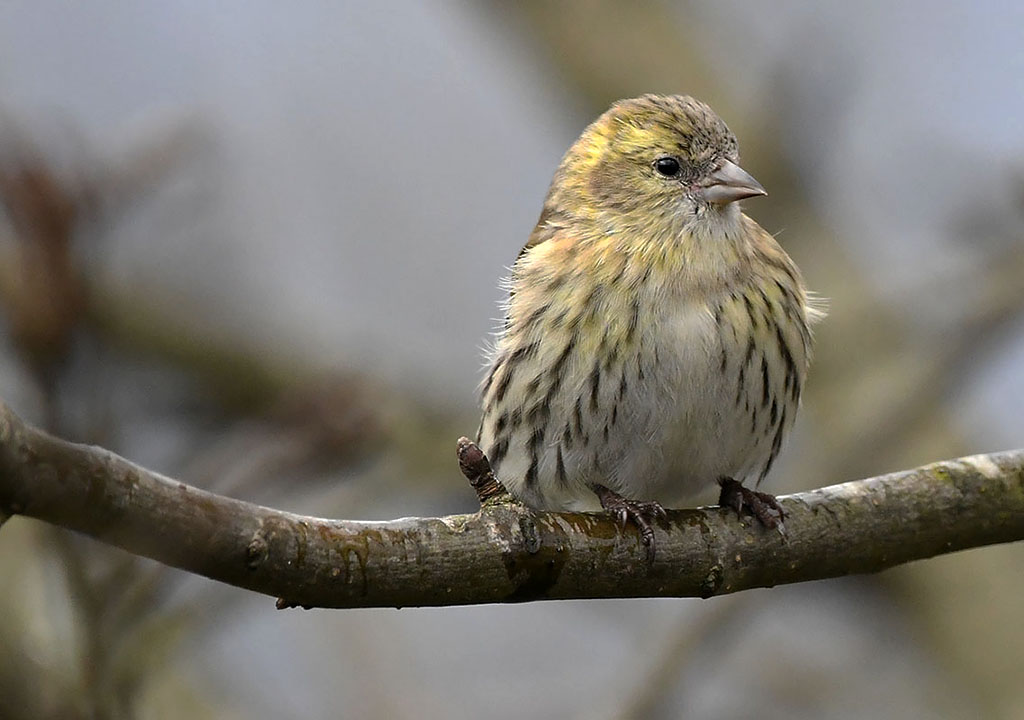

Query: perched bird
[477,95,822,556]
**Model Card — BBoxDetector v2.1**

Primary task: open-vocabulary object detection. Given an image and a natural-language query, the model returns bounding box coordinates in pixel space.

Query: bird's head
[550,95,765,231]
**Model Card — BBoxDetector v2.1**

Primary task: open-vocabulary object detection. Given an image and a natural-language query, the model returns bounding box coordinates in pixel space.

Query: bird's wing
[514,204,561,265]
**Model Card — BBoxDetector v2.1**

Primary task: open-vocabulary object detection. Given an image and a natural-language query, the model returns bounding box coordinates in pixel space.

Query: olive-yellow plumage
[478,95,821,546]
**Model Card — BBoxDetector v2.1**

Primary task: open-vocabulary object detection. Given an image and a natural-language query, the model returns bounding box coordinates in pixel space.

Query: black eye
[654,156,681,177]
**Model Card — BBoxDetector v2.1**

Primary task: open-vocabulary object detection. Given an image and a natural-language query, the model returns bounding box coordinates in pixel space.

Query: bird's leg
[717,477,786,530]
[590,484,667,562]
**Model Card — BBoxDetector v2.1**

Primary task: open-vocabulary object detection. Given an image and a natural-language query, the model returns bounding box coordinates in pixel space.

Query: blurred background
[0,1,1022,718]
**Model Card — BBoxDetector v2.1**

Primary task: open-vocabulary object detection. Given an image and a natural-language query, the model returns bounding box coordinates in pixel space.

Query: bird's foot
[717,477,786,532]
[591,484,667,562]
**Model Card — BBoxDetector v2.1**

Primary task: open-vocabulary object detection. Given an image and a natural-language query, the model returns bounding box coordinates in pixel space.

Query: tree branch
[0,400,1021,609]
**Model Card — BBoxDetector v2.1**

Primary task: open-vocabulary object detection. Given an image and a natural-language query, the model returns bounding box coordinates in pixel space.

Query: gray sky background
[1,2,1021,426]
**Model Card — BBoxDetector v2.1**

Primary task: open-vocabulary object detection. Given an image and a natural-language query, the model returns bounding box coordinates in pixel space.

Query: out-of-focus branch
[0,401,1020,609]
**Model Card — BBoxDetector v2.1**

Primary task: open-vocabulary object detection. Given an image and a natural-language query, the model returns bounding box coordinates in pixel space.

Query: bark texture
[0,400,1021,609]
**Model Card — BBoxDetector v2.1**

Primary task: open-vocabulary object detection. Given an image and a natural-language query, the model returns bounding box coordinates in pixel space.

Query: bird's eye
[654,156,681,177]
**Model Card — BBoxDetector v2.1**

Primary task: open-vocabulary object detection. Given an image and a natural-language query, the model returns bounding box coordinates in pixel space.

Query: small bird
[477,95,822,556]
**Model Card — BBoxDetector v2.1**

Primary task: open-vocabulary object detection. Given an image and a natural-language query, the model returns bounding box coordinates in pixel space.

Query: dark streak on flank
[599,329,619,371]
[790,294,814,353]
[582,284,602,312]
[494,340,540,404]
[759,251,795,280]
[737,336,755,405]
[493,368,515,406]
[736,359,747,407]
[551,307,569,330]
[480,352,505,399]
[609,260,627,287]
[626,299,641,344]
[494,412,509,436]
[522,303,550,330]
[545,331,577,405]
[524,426,546,489]
[743,293,758,329]
[545,273,567,293]
[761,406,788,483]
[760,355,770,408]
[525,375,542,397]
[757,288,772,324]
[566,311,584,333]
[775,324,797,396]
[774,278,798,308]
[509,339,541,365]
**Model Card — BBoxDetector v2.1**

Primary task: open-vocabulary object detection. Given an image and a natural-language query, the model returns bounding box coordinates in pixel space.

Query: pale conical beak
[699,159,767,205]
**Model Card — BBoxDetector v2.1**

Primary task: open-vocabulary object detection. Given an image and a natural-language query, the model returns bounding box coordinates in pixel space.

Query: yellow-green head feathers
[545,95,743,223]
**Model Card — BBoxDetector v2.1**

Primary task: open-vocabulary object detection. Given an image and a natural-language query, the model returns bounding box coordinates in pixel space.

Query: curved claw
[590,484,667,563]
[717,477,786,529]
